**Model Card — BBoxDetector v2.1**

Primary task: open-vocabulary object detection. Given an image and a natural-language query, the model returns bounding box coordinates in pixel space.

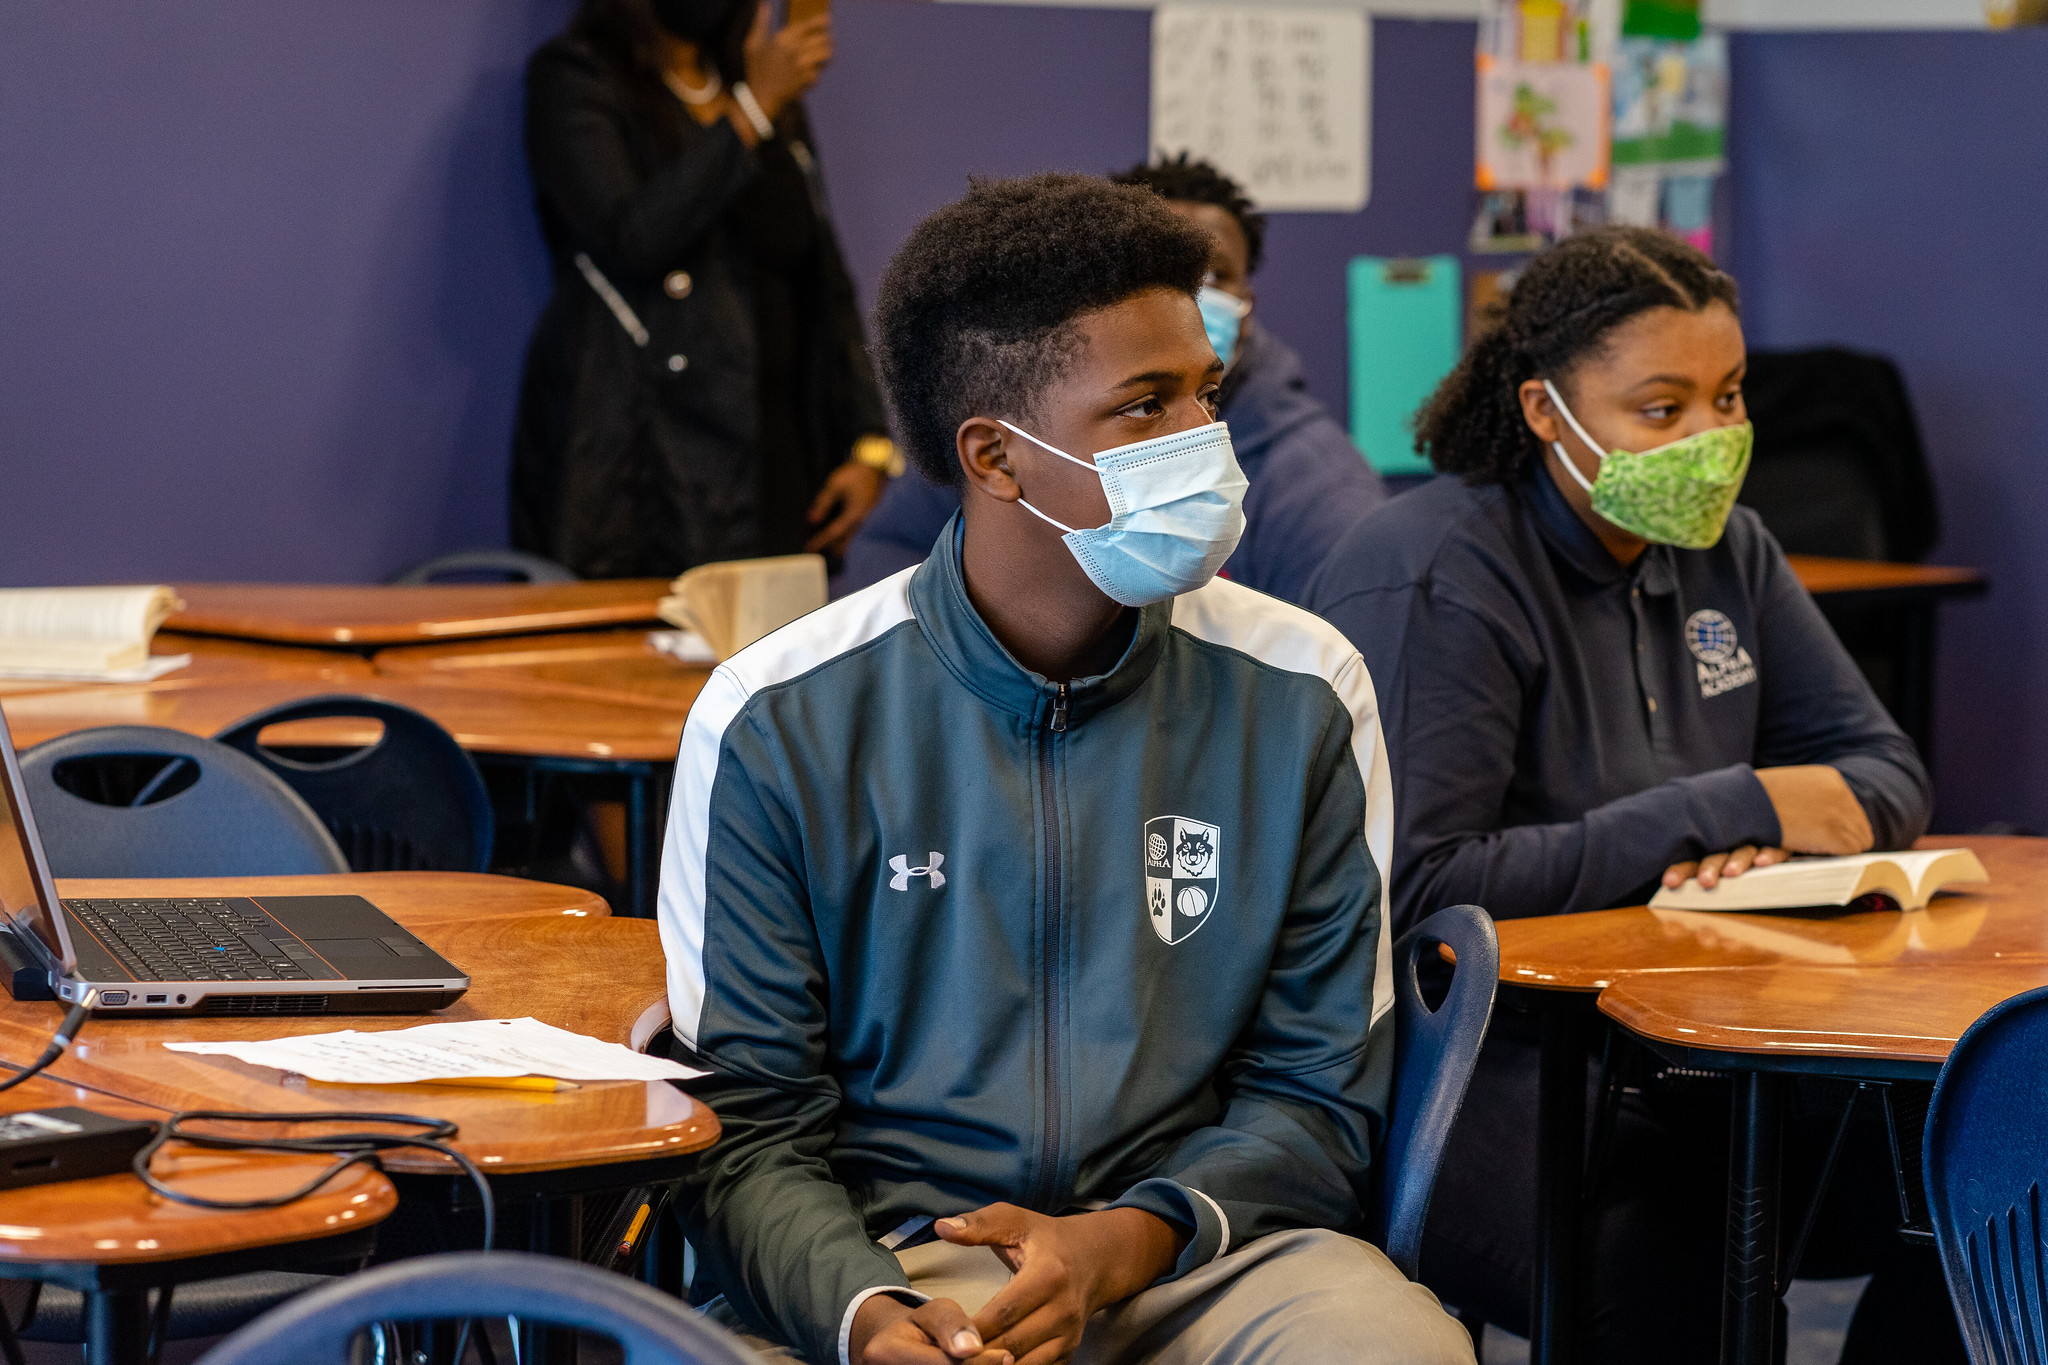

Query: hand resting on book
[1663,764,1876,891]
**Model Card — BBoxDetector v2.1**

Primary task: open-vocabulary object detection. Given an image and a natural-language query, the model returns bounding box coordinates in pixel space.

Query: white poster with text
[1151,7,1371,212]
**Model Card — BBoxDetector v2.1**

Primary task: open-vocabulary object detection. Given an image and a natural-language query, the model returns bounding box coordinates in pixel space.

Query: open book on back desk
[0,586,186,679]
[1649,848,1989,913]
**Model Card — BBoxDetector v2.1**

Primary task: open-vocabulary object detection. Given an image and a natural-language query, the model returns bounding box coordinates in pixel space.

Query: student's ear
[956,417,1024,503]
[1518,378,1566,447]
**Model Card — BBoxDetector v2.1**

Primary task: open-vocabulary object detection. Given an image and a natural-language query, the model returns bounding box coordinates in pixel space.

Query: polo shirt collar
[1522,464,1679,596]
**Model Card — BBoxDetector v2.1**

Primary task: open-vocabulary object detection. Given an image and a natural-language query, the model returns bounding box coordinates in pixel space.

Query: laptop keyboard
[63,898,315,983]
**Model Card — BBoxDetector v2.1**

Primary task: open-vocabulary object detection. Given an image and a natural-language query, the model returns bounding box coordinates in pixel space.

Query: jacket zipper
[1032,682,1069,1210]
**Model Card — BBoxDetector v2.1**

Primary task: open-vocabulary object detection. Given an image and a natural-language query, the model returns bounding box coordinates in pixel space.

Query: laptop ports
[99,991,129,1006]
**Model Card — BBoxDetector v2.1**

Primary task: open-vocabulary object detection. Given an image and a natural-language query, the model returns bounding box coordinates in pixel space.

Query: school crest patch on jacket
[1145,816,1220,945]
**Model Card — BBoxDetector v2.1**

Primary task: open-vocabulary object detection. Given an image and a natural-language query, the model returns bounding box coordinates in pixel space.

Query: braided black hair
[1113,153,1266,275]
[874,173,1213,487]
[1417,226,1740,484]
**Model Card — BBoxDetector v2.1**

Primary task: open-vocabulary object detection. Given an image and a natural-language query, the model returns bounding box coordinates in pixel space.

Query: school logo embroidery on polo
[1144,817,1219,945]
[1685,609,1758,698]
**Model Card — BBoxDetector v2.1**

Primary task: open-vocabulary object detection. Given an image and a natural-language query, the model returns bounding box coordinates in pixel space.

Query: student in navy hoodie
[838,156,1385,606]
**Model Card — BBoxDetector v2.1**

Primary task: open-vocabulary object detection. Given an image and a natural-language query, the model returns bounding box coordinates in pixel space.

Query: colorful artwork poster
[1611,33,1726,171]
[1475,55,1610,192]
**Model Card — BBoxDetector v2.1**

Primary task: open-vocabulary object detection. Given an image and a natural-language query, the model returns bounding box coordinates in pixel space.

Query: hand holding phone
[744,0,833,121]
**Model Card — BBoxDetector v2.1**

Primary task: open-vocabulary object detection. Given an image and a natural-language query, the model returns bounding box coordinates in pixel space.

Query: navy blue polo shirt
[1307,467,1931,932]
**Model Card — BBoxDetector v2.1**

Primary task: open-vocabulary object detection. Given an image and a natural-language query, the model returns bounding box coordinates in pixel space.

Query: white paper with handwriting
[163,1017,706,1085]
[1151,7,1370,212]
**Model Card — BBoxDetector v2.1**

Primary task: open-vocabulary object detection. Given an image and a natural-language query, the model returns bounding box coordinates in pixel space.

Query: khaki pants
[707,1228,1476,1365]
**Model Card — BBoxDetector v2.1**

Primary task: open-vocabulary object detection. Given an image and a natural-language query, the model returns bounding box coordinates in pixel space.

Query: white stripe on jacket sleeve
[1170,577,1398,1026]
[656,569,918,1050]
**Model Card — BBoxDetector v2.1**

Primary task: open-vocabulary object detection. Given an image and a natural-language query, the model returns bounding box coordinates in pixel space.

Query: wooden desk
[167,581,670,648]
[0,634,374,700]
[0,677,686,765]
[1496,835,2044,991]
[1,679,685,915]
[373,629,713,713]
[1785,555,1988,763]
[1591,964,2046,1365]
[0,1074,392,1364]
[1786,555,1987,603]
[16,874,713,1180]
[62,871,608,928]
[1597,961,2048,1076]
[1497,833,2042,1365]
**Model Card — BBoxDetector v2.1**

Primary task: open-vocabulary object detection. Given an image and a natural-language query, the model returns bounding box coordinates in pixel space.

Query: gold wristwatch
[852,434,905,478]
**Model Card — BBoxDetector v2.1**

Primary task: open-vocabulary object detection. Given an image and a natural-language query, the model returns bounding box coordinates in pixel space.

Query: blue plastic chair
[1374,903,1500,1280]
[213,695,493,873]
[203,1251,759,1365]
[18,727,347,877]
[1924,982,2048,1363]
[390,549,576,584]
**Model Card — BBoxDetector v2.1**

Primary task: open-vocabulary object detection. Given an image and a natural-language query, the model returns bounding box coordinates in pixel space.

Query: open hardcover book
[0,586,189,681]
[1649,848,1989,913]
[657,554,826,662]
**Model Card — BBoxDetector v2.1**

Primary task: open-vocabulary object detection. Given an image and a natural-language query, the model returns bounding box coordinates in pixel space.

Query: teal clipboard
[1347,255,1462,477]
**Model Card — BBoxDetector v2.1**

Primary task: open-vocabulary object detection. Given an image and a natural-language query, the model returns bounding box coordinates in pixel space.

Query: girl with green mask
[1308,226,1946,1364]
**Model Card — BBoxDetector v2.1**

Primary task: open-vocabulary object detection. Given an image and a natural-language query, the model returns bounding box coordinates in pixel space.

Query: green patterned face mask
[1543,380,1753,550]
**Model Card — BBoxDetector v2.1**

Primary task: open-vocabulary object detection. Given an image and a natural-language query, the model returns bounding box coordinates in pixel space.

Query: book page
[1650,854,1878,911]
[665,555,825,661]
[1648,849,1989,912]
[0,586,180,644]
[1889,847,1989,900]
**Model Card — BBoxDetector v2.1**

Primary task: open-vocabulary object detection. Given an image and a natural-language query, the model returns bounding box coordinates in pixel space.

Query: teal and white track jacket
[658,521,1395,1365]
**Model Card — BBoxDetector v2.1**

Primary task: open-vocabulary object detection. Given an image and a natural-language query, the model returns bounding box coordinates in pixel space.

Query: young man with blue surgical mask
[661,173,1470,1365]
[838,155,1386,608]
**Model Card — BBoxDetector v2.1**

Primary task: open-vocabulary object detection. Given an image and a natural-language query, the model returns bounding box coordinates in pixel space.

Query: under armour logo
[888,853,946,891]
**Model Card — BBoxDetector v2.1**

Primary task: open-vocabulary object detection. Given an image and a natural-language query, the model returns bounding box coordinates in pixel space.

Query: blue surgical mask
[998,418,1248,607]
[1197,285,1251,368]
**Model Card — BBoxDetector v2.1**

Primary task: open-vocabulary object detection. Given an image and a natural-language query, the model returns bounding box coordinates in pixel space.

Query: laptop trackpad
[306,938,394,958]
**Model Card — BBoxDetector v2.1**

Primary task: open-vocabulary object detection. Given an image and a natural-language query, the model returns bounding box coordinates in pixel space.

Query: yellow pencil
[423,1076,579,1093]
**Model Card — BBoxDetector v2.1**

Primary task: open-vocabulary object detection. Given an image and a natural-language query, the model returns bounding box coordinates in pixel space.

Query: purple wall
[808,7,1480,431]
[0,1,1474,590]
[1725,30,2048,833]
[1,4,2040,827]
[0,0,569,586]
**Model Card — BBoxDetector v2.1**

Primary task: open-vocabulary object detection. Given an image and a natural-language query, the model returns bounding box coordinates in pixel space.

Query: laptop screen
[0,711,71,970]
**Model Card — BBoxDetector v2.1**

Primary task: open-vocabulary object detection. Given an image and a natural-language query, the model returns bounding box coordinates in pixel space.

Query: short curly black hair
[1416,225,1740,484]
[874,172,1213,487]
[1112,153,1266,275]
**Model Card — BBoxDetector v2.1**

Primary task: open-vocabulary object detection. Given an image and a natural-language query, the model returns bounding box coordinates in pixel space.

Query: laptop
[0,710,468,1015]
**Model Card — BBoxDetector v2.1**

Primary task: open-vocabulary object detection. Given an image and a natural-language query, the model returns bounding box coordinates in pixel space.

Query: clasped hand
[851,1204,1183,1365]
[1663,763,1875,890]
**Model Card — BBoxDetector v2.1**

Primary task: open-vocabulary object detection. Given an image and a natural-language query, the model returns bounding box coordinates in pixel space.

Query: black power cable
[0,988,97,1095]
[0,994,505,1362]
[132,1110,496,1250]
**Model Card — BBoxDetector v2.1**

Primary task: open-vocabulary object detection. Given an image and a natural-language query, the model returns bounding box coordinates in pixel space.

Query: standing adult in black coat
[513,0,894,579]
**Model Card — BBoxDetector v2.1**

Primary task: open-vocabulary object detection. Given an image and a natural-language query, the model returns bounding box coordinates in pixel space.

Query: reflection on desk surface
[0,1073,398,1264]
[167,580,673,647]
[0,675,689,763]
[1497,834,2045,990]
[1784,555,1988,598]
[372,628,713,711]
[1597,959,2048,1067]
